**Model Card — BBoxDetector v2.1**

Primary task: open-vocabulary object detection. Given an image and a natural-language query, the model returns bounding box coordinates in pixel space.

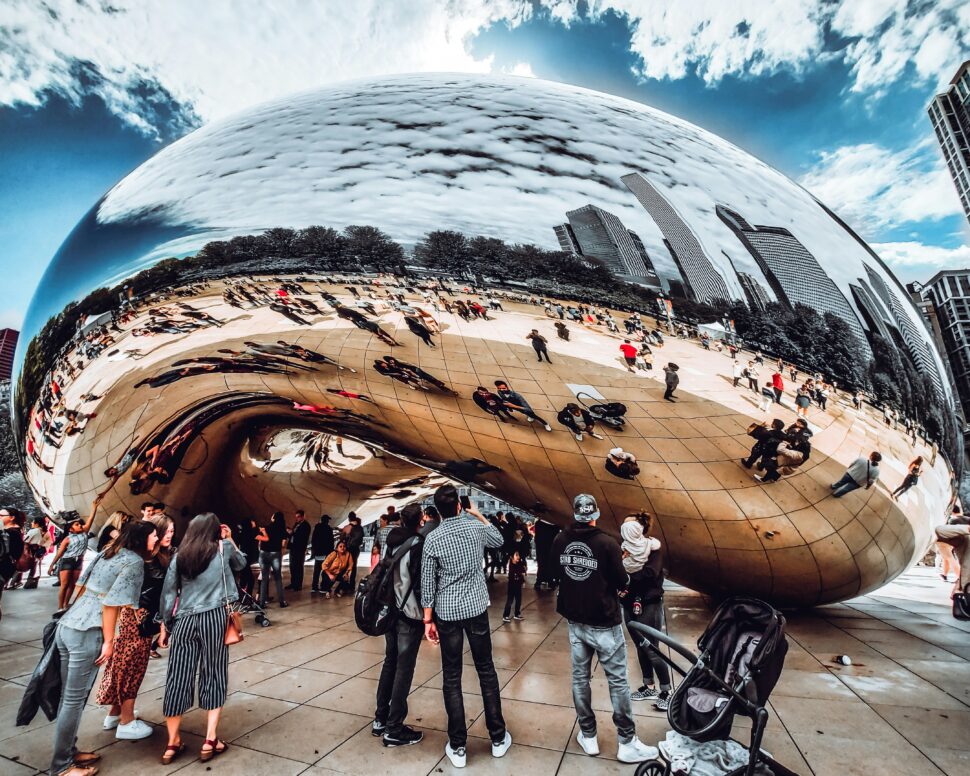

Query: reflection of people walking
[557,403,603,442]
[663,363,679,402]
[892,457,923,500]
[831,452,881,498]
[527,330,551,363]
[495,381,552,431]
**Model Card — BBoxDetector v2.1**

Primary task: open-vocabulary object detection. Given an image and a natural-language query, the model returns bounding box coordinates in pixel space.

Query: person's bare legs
[58,570,79,609]
[165,716,182,747]
[119,698,137,725]
[202,707,224,753]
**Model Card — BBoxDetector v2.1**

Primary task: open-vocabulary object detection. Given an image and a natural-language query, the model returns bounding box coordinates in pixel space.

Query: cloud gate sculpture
[12,74,958,607]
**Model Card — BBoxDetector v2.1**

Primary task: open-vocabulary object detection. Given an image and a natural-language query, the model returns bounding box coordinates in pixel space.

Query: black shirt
[290,520,311,550]
[262,523,287,552]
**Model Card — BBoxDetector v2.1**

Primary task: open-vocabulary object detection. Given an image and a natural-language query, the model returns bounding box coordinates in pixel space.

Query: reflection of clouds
[48,75,945,387]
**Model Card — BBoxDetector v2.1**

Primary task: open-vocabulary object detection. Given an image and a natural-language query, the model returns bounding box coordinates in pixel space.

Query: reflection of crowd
[373,356,454,393]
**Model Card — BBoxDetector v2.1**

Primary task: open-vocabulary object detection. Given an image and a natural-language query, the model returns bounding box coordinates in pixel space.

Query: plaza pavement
[0,564,968,776]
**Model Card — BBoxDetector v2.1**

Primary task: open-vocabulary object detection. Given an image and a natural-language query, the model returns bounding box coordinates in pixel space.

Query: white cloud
[871,241,970,273]
[0,309,22,330]
[501,62,537,78]
[798,142,964,237]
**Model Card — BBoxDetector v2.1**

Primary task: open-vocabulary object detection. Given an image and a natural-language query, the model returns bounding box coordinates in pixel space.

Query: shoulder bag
[219,541,244,645]
[953,585,970,621]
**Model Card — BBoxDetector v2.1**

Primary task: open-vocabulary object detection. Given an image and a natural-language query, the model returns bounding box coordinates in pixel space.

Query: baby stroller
[628,597,797,776]
[577,391,627,430]
[236,564,272,627]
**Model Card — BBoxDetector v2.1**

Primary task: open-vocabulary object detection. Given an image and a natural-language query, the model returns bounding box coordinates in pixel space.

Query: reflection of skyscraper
[907,279,963,418]
[863,265,945,396]
[553,223,582,255]
[565,204,649,279]
[849,282,895,342]
[627,230,662,287]
[715,204,867,348]
[928,61,970,225]
[0,329,18,381]
[621,173,732,304]
[737,272,771,311]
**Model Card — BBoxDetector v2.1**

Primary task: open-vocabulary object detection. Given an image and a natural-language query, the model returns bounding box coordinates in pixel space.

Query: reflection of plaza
[22,273,950,607]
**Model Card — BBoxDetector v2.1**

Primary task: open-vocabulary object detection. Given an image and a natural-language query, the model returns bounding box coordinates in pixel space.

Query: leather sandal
[160,742,186,764]
[72,753,101,766]
[200,738,228,762]
[58,767,98,776]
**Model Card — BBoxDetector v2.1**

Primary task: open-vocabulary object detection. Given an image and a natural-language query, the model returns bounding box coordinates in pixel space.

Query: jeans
[51,626,103,776]
[289,546,307,590]
[259,550,285,606]
[624,601,671,691]
[503,583,522,618]
[663,385,675,400]
[533,345,551,363]
[375,616,424,734]
[437,611,506,748]
[831,472,862,498]
[568,621,635,744]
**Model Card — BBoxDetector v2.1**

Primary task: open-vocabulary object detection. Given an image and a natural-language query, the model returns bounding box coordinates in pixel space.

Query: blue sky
[1,0,967,331]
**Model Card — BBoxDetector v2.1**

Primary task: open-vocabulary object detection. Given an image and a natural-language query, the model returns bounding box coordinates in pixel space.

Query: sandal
[73,753,101,766]
[200,738,228,762]
[58,767,98,776]
[160,742,186,765]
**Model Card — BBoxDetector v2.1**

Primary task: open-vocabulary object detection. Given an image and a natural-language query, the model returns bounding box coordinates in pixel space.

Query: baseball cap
[573,493,600,522]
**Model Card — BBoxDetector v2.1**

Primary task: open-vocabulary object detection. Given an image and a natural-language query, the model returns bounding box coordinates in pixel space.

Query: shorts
[59,556,83,573]
[624,357,636,366]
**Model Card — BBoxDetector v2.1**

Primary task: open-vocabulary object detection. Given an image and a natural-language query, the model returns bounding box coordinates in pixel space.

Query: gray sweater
[160,539,246,628]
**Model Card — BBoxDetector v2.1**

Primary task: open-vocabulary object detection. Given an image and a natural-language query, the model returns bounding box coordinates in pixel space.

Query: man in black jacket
[740,418,785,469]
[552,494,658,764]
[310,515,335,594]
[287,510,311,591]
[345,513,365,590]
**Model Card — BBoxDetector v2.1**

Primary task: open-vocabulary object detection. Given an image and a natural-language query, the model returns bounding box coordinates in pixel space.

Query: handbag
[219,542,243,645]
[953,585,970,621]
[14,544,34,573]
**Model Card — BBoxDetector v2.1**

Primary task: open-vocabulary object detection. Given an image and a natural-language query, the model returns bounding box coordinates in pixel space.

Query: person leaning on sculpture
[830,452,881,498]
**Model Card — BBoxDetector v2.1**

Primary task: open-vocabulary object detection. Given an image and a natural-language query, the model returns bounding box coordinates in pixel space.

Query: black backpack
[354,535,421,637]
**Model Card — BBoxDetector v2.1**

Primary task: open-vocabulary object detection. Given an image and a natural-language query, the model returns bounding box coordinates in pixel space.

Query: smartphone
[459,494,472,511]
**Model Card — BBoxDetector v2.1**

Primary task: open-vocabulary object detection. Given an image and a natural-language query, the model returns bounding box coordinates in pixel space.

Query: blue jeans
[568,621,635,744]
[259,550,284,606]
[51,626,103,775]
[831,472,861,498]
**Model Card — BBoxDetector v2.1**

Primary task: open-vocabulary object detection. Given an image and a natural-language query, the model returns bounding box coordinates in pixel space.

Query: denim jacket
[160,540,246,628]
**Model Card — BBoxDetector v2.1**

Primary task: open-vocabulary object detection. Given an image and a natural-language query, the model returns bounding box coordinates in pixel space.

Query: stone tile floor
[1,565,967,775]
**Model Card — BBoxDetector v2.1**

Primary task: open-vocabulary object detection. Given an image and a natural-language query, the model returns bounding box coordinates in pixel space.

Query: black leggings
[624,598,671,690]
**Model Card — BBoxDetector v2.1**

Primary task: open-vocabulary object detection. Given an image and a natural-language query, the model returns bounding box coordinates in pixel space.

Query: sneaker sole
[383,737,423,747]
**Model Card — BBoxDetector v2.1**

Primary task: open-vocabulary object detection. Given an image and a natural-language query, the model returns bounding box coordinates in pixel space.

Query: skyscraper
[715,204,868,349]
[849,282,896,342]
[737,272,771,311]
[553,223,582,255]
[928,61,970,225]
[913,271,970,418]
[0,329,18,382]
[627,229,662,288]
[564,204,651,280]
[621,172,733,304]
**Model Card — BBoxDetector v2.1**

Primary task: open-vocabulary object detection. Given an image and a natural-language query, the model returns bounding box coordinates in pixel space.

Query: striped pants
[162,606,229,717]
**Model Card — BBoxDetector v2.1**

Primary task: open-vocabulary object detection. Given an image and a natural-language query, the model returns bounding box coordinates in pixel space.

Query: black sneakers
[382,726,424,747]
[371,719,386,737]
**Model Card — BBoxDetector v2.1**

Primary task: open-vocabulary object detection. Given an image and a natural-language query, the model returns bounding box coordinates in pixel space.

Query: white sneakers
[115,719,153,740]
[103,710,139,730]
[575,433,583,441]
[617,736,660,763]
[577,730,600,756]
[445,732,511,768]
[491,732,512,758]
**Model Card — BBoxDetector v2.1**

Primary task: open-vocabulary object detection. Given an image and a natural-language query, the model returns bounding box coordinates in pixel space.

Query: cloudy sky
[1,0,968,331]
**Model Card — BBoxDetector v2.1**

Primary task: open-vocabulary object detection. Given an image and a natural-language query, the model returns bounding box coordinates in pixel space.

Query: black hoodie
[552,522,628,627]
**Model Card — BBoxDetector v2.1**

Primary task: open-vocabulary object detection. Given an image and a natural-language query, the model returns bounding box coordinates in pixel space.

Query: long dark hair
[176,513,221,580]
[104,520,155,560]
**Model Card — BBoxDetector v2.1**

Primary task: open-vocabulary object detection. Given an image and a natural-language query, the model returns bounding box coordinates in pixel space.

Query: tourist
[158,514,246,765]
[0,510,25,617]
[420,506,441,536]
[606,448,640,479]
[374,504,427,747]
[638,341,653,371]
[286,509,310,591]
[831,452,882,498]
[96,511,133,552]
[48,517,89,611]
[732,359,744,388]
[494,381,553,431]
[96,517,172,740]
[23,515,51,588]
[620,340,639,372]
[771,371,784,404]
[473,386,514,422]
[745,361,759,393]
[421,484,510,768]
[317,540,354,598]
[526,329,551,363]
[852,391,862,411]
[741,419,786,470]
[50,520,154,776]
[404,314,436,348]
[376,506,400,560]
[345,513,365,589]
[256,511,289,609]
[552,495,658,763]
[619,514,671,709]
[502,550,527,622]
[557,402,603,442]
[794,383,812,418]
[892,457,923,500]
[663,362,679,402]
[758,384,775,413]
[310,515,335,593]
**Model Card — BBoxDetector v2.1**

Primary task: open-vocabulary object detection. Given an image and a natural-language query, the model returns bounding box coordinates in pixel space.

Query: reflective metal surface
[13,75,957,606]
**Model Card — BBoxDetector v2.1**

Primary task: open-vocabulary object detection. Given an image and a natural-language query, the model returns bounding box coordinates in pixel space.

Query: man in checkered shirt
[421,484,511,768]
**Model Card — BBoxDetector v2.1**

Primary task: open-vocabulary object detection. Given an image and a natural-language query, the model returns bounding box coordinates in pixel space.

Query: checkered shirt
[376,524,396,559]
[420,512,504,621]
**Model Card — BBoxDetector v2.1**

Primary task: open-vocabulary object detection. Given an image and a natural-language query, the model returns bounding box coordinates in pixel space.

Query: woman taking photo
[49,520,154,776]
[158,513,246,765]
[256,511,288,609]
[95,515,173,739]
[48,518,90,612]
[892,457,924,500]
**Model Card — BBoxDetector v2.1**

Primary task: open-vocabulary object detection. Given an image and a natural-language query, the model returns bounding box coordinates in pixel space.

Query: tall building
[0,329,18,382]
[626,229,662,288]
[715,204,868,350]
[863,265,945,397]
[564,204,650,279]
[737,272,771,311]
[553,223,582,255]
[621,172,732,304]
[915,271,970,418]
[928,61,970,225]
[849,282,896,342]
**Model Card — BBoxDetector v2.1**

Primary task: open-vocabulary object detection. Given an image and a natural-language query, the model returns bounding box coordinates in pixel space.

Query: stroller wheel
[635,762,666,776]
[260,618,272,627]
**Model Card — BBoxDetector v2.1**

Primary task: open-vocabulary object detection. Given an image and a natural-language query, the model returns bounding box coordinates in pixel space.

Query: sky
[1,0,968,332]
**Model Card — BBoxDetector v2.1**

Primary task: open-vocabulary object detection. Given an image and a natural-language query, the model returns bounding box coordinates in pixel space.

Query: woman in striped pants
[157,513,246,765]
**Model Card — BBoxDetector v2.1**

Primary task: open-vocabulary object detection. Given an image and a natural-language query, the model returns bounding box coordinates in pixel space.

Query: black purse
[953,585,970,621]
